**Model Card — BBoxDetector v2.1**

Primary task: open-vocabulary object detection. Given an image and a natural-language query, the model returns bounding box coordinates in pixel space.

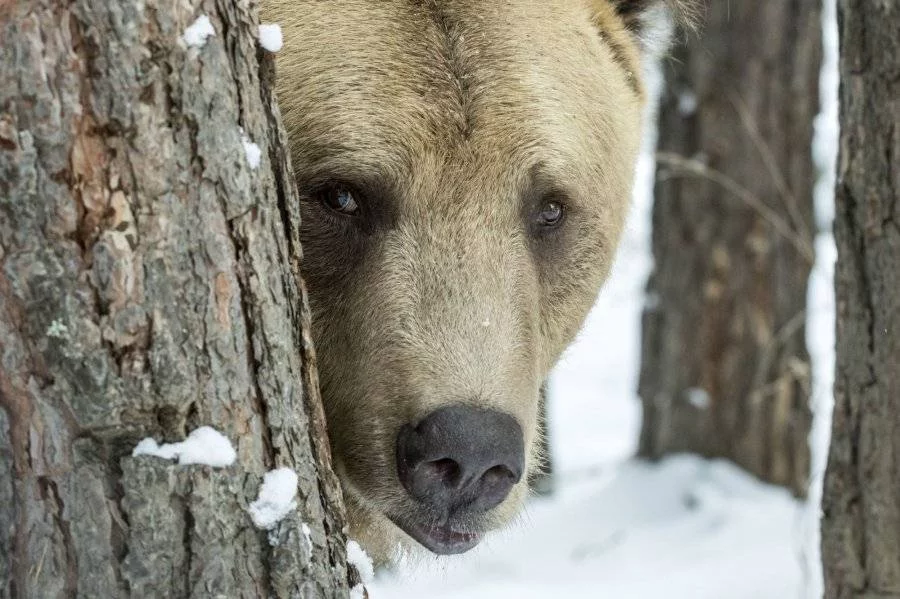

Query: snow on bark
[132,426,237,467]
[248,467,299,529]
[259,24,284,52]
[182,14,215,48]
[241,128,263,169]
[347,539,375,584]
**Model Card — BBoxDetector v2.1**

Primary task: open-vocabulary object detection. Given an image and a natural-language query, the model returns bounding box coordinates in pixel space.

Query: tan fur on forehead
[266,2,646,147]
[585,1,647,94]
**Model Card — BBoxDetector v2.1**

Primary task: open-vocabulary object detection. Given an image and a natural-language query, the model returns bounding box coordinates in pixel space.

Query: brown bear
[260,0,694,564]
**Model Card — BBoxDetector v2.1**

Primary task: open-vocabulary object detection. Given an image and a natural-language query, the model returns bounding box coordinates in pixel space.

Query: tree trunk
[820,0,900,596]
[638,0,822,496]
[0,1,352,597]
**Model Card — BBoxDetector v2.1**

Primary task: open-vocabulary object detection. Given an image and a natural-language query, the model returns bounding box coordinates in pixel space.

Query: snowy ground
[372,457,807,599]
[370,5,838,596]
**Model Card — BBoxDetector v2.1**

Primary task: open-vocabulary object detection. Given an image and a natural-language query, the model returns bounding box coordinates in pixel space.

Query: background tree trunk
[0,1,352,596]
[637,0,822,496]
[821,0,900,595]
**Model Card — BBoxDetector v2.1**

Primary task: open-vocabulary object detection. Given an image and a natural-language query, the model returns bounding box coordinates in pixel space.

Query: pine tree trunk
[638,0,822,496]
[820,0,900,595]
[0,1,351,596]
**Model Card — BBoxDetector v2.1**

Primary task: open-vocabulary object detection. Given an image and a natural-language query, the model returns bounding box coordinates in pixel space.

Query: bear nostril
[482,464,517,486]
[424,458,462,488]
[470,464,519,512]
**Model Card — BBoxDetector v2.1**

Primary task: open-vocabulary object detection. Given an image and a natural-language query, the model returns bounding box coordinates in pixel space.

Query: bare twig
[655,151,815,264]
[750,309,809,399]
[729,90,813,244]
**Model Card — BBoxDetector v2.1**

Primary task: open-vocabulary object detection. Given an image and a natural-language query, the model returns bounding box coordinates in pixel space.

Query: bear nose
[395,405,524,514]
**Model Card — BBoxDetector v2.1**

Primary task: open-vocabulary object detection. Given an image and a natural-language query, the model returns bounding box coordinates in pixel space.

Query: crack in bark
[107,459,131,596]
[0,277,37,596]
[181,486,195,598]
[40,477,77,595]
[227,219,276,471]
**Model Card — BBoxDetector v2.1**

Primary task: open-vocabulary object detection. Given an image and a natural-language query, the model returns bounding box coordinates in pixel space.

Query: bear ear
[605,0,699,58]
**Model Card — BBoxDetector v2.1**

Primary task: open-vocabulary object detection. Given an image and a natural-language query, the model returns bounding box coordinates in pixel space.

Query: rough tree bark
[638,0,822,496]
[0,1,353,597]
[821,0,900,596]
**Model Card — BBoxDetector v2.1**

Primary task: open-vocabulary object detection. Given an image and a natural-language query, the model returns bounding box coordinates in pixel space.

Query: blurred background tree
[638,0,823,496]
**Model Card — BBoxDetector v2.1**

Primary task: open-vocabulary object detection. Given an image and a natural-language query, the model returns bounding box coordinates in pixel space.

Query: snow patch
[347,539,374,584]
[182,15,215,48]
[803,2,839,595]
[248,467,299,530]
[349,584,367,599]
[686,387,710,410]
[371,457,805,599]
[678,91,698,116]
[240,130,262,169]
[132,426,236,467]
[635,3,676,61]
[258,24,283,52]
[301,522,313,552]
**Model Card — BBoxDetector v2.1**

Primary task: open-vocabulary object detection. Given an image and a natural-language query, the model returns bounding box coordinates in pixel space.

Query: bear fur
[260,0,693,564]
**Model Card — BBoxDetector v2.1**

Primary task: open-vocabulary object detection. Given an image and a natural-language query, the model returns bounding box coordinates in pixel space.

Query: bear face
[262,0,690,563]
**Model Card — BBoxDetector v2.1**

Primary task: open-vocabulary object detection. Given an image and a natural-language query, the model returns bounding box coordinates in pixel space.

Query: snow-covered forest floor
[371,3,838,596]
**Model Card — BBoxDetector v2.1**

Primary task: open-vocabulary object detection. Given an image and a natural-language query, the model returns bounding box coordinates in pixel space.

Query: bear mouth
[388,514,483,555]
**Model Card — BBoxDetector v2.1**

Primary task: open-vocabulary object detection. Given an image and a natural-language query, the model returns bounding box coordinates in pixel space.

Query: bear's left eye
[319,185,360,216]
[535,200,564,228]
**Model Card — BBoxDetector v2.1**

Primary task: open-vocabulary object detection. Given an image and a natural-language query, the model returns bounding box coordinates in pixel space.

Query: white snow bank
[240,130,262,169]
[371,456,804,599]
[258,24,283,52]
[248,467,299,530]
[347,539,375,584]
[132,426,236,467]
[182,15,215,48]
[350,583,367,599]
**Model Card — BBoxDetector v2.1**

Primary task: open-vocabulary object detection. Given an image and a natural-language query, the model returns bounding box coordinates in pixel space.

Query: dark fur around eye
[299,175,397,234]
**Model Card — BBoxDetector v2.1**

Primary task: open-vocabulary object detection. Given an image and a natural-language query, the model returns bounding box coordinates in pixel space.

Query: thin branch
[750,309,809,398]
[655,151,815,264]
[728,90,813,244]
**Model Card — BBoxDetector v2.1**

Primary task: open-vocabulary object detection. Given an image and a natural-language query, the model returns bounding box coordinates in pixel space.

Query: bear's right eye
[536,200,564,228]
[319,185,360,216]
